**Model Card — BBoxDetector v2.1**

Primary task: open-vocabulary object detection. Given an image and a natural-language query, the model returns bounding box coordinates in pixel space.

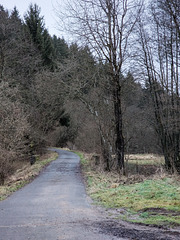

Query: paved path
[0,149,124,240]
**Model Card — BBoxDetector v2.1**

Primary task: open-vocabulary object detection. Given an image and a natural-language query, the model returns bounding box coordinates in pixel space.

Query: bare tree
[159,0,180,40]
[56,45,114,170]
[0,82,30,184]
[137,0,180,173]
[57,0,143,173]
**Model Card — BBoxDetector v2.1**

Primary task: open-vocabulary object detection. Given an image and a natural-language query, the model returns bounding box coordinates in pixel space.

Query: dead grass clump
[0,149,18,185]
[6,151,56,185]
[0,151,58,200]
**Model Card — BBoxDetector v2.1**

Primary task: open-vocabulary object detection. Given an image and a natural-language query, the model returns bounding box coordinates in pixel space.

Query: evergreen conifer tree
[42,29,55,69]
[52,35,69,61]
[24,4,55,69]
[24,4,44,50]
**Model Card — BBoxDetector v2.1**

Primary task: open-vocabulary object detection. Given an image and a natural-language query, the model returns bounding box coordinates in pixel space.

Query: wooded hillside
[0,0,179,184]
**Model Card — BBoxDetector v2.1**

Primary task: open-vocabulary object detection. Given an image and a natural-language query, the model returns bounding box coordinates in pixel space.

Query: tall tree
[65,46,115,170]
[24,4,44,49]
[0,5,9,79]
[24,4,55,69]
[57,0,143,173]
[137,0,180,173]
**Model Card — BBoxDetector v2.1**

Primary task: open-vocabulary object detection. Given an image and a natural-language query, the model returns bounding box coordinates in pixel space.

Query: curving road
[0,149,124,240]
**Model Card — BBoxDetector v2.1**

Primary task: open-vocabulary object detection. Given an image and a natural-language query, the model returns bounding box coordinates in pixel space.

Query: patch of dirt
[93,204,180,240]
[93,220,180,240]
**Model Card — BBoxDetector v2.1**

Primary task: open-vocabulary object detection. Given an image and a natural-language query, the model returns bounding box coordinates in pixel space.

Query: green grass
[120,211,180,227]
[74,151,85,164]
[78,152,180,227]
[91,179,180,211]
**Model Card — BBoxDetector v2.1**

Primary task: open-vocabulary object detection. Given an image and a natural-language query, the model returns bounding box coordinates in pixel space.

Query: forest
[0,0,179,185]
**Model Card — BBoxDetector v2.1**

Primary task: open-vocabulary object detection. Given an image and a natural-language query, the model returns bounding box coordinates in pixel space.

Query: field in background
[79,153,180,228]
[124,154,165,176]
[125,154,164,165]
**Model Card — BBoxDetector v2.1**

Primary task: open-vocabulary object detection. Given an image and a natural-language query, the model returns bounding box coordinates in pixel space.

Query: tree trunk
[174,132,180,172]
[162,132,180,174]
[100,135,110,171]
[113,74,125,174]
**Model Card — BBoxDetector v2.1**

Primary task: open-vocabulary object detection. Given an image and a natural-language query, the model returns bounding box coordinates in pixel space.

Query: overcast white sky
[0,0,61,37]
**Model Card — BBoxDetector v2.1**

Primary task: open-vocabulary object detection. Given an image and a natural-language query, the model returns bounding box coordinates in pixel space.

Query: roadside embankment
[78,152,180,229]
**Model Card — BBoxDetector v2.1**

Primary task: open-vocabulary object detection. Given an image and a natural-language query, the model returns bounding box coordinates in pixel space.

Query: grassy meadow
[79,153,180,228]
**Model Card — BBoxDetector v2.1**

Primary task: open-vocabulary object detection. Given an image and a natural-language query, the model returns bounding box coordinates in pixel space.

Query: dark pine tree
[52,35,69,62]
[42,29,55,69]
[24,4,44,50]
[24,4,55,69]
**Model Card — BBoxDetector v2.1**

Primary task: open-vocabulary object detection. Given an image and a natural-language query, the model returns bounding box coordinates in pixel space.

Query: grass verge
[79,152,180,228]
[0,151,58,201]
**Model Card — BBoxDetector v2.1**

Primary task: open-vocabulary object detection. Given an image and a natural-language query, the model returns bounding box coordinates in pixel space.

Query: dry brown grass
[0,151,58,201]
[125,154,164,165]
[81,151,179,189]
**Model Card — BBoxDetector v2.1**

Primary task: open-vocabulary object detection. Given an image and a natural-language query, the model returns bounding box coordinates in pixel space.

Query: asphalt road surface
[0,149,124,240]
